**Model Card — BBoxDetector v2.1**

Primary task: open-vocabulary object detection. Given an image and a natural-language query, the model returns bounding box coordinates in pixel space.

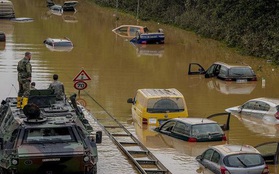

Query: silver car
[196,144,270,174]
[225,97,279,125]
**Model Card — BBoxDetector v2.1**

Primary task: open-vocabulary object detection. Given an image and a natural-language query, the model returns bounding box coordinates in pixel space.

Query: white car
[225,97,279,125]
[43,37,73,52]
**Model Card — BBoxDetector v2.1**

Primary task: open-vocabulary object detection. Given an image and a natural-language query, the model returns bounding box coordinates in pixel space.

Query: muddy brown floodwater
[0,0,279,173]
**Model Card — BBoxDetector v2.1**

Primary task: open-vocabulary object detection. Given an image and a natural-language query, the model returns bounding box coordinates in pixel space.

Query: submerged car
[43,37,73,51]
[188,61,257,82]
[112,25,147,38]
[225,97,279,125]
[47,0,78,12]
[127,88,188,126]
[154,117,227,142]
[196,144,270,174]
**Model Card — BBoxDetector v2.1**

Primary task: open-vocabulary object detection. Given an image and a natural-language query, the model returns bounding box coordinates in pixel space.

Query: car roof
[138,88,184,98]
[249,97,279,106]
[212,144,261,155]
[173,118,217,125]
[214,61,252,69]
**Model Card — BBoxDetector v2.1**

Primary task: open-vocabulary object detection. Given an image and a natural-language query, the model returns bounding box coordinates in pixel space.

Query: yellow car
[127,88,188,126]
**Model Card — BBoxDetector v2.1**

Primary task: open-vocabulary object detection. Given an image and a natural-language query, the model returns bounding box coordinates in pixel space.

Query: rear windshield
[191,123,223,136]
[147,98,185,113]
[228,67,254,76]
[54,41,72,47]
[224,154,264,167]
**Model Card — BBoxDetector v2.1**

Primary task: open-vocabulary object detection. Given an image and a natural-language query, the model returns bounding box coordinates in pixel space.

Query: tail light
[251,77,257,81]
[188,137,197,142]
[142,118,148,124]
[261,164,269,174]
[220,166,230,174]
[274,112,279,119]
[222,135,227,141]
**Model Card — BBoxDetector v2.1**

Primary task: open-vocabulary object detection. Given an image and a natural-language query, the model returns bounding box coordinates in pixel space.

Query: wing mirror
[127,98,134,104]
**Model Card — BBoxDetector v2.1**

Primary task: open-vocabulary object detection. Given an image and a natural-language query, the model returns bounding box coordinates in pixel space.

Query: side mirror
[127,98,134,104]
[196,155,203,161]
[237,106,243,113]
[95,131,102,144]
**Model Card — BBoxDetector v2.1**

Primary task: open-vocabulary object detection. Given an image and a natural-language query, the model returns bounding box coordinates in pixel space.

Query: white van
[0,0,15,19]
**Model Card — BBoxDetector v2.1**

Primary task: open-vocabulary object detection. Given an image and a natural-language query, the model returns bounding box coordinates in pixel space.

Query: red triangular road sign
[73,70,91,81]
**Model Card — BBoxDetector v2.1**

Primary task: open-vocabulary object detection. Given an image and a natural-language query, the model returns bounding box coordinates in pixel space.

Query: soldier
[48,74,65,100]
[17,52,32,107]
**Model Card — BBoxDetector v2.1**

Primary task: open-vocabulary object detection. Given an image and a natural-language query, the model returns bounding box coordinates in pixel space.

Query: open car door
[255,141,279,164]
[188,63,206,75]
[206,112,231,131]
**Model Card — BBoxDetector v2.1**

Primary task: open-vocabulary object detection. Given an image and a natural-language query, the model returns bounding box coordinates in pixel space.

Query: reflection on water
[130,43,164,57]
[207,79,257,95]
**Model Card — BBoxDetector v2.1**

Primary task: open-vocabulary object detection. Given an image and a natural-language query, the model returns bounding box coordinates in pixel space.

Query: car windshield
[224,154,264,167]
[54,41,72,47]
[24,127,76,143]
[229,67,254,76]
[147,98,185,113]
[191,123,223,137]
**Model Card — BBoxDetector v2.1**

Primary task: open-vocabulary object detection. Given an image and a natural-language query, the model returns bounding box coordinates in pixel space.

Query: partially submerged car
[0,0,15,19]
[43,37,73,52]
[188,62,257,82]
[154,117,227,142]
[112,25,146,38]
[47,0,78,12]
[196,144,270,174]
[127,88,188,126]
[225,97,279,125]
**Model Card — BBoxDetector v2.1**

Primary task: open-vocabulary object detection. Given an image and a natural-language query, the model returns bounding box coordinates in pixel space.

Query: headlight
[11,159,18,165]
[83,156,90,162]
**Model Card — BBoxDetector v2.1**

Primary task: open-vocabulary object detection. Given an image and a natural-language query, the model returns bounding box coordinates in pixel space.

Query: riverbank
[91,0,279,65]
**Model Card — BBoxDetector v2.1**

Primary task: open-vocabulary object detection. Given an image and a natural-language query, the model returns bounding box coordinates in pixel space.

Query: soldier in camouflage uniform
[48,74,65,100]
[17,52,32,97]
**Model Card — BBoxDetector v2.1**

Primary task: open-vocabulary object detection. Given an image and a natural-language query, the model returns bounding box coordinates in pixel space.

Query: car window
[256,101,270,111]
[211,151,221,163]
[160,120,176,132]
[242,101,257,109]
[203,149,214,160]
[224,154,264,167]
[54,41,72,47]
[147,98,184,113]
[173,121,187,135]
[229,67,254,76]
[206,64,218,76]
[191,123,223,136]
[219,66,228,76]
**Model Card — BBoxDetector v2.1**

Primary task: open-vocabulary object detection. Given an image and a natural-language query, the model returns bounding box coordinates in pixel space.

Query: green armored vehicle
[0,89,102,174]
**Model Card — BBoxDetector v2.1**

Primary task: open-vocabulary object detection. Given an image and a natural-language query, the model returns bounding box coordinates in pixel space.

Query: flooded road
[1,0,279,173]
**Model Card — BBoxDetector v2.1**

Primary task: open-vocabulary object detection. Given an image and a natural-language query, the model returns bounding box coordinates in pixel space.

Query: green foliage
[92,0,279,64]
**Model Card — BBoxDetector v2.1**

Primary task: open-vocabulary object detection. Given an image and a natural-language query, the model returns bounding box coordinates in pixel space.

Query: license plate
[148,118,157,124]
[236,79,247,83]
